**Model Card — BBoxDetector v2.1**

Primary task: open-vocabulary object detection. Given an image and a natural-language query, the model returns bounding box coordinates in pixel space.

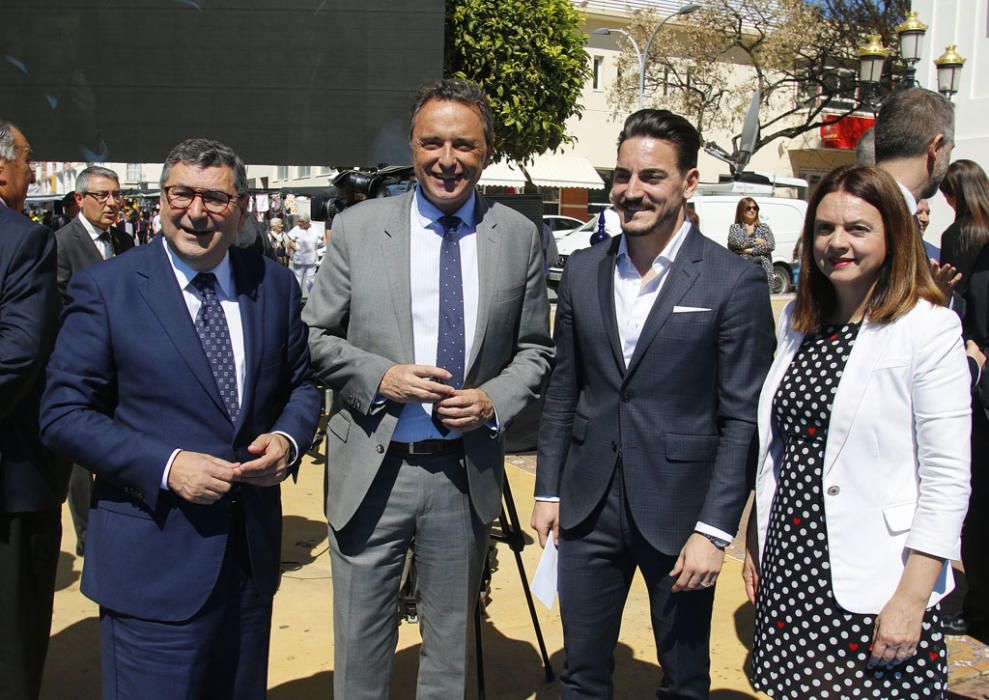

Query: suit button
[376,444,384,454]
[610,440,618,452]
[622,391,631,402]
[826,485,840,496]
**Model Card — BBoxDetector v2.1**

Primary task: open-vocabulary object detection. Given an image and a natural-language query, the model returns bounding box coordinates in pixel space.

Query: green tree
[445,0,590,171]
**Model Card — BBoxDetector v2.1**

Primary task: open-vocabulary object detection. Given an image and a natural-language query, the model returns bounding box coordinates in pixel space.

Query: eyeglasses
[164,186,238,213]
[745,205,759,212]
[83,191,124,203]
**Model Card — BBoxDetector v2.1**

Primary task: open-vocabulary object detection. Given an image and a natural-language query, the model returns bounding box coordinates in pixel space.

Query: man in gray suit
[303,78,553,698]
[54,165,133,556]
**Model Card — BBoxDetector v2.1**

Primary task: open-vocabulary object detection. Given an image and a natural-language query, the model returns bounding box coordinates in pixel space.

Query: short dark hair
[792,165,943,332]
[874,88,954,163]
[159,138,248,196]
[616,109,700,174]
[409,78,495,150]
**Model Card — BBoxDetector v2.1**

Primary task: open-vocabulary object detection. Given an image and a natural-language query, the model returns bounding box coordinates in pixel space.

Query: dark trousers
[963,407,989,632]
[558,464,715,699]
[99,507,272,700]
[0,507,62,700]
[66,463,91,551]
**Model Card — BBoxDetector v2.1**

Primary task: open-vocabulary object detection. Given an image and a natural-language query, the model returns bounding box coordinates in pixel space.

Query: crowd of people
[0,78,985,700]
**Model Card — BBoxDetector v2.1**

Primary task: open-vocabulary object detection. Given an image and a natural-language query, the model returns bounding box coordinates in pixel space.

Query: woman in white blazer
[743,165,971,699]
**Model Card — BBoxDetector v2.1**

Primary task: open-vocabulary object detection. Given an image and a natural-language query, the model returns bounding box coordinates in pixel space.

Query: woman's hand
[742,508,760,605]
[868,592,927,669]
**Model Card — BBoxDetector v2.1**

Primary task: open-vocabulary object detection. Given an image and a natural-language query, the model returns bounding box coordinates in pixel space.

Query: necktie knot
[191,272,218,301]
[438,215,461,240]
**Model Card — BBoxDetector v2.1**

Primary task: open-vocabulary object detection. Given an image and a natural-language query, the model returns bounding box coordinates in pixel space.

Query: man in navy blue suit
[0,121,65,700]
[532,110,774,698]
[40,138,321,698]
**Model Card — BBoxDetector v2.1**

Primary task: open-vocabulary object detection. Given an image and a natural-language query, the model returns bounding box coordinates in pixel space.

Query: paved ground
[41,450,989,699]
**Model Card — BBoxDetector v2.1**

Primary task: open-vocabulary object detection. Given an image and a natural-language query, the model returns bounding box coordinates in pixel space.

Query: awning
[479,155,606,190]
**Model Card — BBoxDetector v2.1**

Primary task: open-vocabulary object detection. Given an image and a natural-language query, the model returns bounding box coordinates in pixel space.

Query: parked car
[546,194,805,295]
[543,214,587,238]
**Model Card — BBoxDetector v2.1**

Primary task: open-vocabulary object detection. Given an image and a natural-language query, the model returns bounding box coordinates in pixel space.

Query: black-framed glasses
[83,190,124,203]
[164,186,238,213]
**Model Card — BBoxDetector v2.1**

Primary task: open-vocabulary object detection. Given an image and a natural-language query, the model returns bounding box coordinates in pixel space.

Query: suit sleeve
[698,262,776,535]
[475,223,554,427]
[40,268,175,509]
[301,209,397,413]
[534,252,578,498]
[906,307,971,561]
[0,222,59,422]
[54,231,73,303]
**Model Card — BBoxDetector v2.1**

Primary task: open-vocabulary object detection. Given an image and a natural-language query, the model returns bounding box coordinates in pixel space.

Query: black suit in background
[0,204,66,699]
[960,243,989,638]
[537,228,775,698]
[54,215,134,555]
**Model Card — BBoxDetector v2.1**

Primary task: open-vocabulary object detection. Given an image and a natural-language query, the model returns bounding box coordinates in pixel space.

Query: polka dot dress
[750,323,947,699]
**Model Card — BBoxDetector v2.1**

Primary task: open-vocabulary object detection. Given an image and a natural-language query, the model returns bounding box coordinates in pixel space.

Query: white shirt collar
[77,211,110,241]
[161,235,235,298]
[412,185,477,232]
[616,219,692,276]
[896,180,918,215]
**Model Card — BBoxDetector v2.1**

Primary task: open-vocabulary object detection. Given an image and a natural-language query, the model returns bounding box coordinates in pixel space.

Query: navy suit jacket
[0,206,65,512]
[40,237,321,620]
[536,227,775,554]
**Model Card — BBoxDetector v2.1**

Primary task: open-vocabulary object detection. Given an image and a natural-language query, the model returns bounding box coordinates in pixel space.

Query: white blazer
[755,300,971,614]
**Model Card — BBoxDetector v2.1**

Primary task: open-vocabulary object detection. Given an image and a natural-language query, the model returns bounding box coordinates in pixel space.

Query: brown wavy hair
[791,165,944,333]
[939,159,989,273]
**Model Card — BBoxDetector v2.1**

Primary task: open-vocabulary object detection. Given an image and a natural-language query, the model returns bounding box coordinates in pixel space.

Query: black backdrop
[0,0,443,166]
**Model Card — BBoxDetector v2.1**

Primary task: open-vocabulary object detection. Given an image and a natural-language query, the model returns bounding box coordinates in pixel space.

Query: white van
[548,191,806,294]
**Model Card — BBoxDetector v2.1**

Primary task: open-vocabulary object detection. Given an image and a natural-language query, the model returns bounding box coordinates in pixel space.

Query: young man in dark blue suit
[0,121,65,700]
[40,138,321,698]
[532,110,775,698]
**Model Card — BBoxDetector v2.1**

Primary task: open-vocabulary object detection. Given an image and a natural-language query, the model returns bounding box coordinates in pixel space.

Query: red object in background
[820,115,876,150]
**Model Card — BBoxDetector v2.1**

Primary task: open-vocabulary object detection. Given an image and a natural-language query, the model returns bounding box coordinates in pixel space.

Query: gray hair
[855,127,875,166]
[409,78,495,150]
[0,120,19,161]
[875,88,954,163]
[159,138,248,196]
[75,166,120,194]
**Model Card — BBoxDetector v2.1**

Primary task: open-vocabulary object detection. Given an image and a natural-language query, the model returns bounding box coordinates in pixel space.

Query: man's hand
[967,340,987,370]
[231,433,292,487]
[434,388,495,432]
[930,260,962,298]
[167,451,239,505]
[378,364,456,404]
[669,532,725,593]
[531,500,560,548]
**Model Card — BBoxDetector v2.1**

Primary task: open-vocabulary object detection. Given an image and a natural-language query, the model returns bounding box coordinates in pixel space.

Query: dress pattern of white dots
[750,322,946,699]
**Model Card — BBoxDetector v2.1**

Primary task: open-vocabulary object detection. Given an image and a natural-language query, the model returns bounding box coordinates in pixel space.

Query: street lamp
[593,3,701,109]
[894,10,927,88]
[857,34,890,85]
[935,45,966,99]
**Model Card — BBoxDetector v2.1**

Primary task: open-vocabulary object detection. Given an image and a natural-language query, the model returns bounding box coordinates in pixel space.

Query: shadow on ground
[54,550,80,592]
[279,514,329,573]
[41,617,100,699]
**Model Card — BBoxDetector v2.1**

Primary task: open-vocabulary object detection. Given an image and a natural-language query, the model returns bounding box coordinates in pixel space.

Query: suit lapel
[822,320,882,477]
[623,227,702,380]
[467,196,498,375]
[381,191,415,364]
[71,220,104,264]
[136,242,228,417]
[231,249,262,431]
[597,237,626,377]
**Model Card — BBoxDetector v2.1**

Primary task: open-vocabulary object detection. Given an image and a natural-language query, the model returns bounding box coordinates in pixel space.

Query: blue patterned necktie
[191,273,240,423]
[432,215,464,435]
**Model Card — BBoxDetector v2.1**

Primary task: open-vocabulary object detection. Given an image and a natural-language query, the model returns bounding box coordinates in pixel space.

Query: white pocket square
[672,306,711,313]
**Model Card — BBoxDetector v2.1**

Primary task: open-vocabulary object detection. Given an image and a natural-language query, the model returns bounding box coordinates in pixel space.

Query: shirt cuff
[694,521,735,544]
[485,406,501,437]
[161,448,182,490]
[535,496,560,502]
[274,431,299,465]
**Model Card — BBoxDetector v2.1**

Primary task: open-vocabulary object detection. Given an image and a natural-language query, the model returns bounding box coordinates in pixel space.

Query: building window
[297,165,311,178]
[276,165,289,180]
[126,163,142,181]
[592,56,604,90]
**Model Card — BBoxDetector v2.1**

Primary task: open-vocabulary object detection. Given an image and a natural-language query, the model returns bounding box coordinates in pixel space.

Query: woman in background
[744,165,970,699]
[728,197,775,289]
[938,159,989,294]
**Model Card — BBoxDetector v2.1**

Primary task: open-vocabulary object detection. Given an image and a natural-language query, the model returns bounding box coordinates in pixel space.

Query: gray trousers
[329,451,490,699]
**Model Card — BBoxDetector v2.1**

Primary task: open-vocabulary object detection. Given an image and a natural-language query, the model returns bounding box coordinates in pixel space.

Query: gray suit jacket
[55,216,134,302]
[303,190,554,529]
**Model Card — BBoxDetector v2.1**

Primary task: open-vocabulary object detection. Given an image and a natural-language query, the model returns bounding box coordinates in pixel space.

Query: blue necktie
[432,215,464,435]
[191,273,240,423]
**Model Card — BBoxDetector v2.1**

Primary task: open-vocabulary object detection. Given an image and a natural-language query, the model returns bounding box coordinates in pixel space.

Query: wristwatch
[697,532,731,550]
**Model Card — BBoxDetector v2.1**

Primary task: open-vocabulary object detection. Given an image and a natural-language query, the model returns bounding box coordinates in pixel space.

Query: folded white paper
[531,537,558,609]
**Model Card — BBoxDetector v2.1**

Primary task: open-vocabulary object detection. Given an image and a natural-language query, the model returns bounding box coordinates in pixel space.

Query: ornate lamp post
[935,45,966,100]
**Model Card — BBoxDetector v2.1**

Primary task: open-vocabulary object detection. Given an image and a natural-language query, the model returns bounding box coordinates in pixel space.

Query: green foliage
[445,0,590,165]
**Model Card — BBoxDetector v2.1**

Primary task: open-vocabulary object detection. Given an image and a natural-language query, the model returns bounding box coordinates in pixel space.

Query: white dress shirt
[391,186,480,443]
[896,180,918,215]
[159,238,296,489]
[77,212,113,260]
